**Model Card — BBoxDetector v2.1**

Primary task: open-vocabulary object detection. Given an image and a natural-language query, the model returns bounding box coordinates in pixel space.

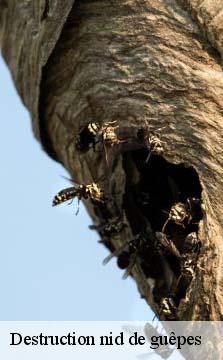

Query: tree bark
[1,0,223,321]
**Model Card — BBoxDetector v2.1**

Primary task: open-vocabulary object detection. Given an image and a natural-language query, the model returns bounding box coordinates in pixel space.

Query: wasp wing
[102,242,128,265]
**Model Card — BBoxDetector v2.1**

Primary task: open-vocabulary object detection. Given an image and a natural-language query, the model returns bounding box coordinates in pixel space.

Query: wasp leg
[145,143,157,164]
[75,198,80,216]
[162,217,170,233]
[103,141,109,168]
[145,148,152,164]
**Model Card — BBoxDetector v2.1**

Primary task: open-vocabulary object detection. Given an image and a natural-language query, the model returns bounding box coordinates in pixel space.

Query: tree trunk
[1,0,223,321]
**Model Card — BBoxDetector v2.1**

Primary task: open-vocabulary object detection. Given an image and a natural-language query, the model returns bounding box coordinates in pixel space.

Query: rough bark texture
[1,0,223,321]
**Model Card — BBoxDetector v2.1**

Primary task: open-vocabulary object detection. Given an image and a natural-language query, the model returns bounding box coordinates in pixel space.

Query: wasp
[162,202,188,232]
[89,218,126,237]
[137,127,165,163]
[100,121,128,145]
[52,181,104,214]
[162,197,201,233]
[76,121,130,165]
[102,234,144,279]
[176,232,201,295]
[144,133,164,163]
[144,323,175,359]
[103,228,157,278]
[96,121,130,165]
[75,122,100,151]
[103,228,181,279]
[183,231,201,254]
[159,297,177,320]
[155,232,181,259]
[122,323,175,359]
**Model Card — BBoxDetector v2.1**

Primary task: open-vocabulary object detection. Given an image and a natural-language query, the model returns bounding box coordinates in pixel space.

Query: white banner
[0,321,222,359]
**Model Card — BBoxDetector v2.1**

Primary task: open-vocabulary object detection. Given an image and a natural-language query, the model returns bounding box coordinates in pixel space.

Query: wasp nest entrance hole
[122,149,203,317]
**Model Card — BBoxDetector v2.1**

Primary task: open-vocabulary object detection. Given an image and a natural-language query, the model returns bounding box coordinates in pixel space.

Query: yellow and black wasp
[52,180,104,215]
[76,121,130,166]
[162,197,201,233]
[159,296,178,320]
[136,127,165,163]
[75,122,100,152]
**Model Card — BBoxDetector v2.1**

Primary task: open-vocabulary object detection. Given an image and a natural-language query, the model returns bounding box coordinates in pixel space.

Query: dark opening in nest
[123,149,202,234]
[122,149,203,317]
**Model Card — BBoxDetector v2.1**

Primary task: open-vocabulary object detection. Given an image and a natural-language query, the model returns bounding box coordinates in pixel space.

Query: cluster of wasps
[52,119,202,320]
[51,120,167,294]
[52,120,165,278]
[52,121,125,212]
[158,231,201,320]
[157,197,202,319]
[97,196,202,319]
[52,120,163,213]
